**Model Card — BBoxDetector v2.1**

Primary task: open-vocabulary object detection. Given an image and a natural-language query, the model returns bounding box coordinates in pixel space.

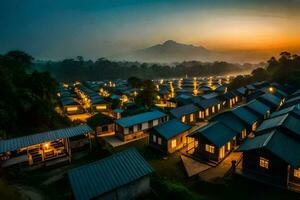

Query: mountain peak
[163,40,178,45]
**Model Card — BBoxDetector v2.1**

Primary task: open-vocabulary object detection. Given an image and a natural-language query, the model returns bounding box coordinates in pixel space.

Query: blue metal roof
[170,104,200,118]
[115,110,167,128]
[256,114,288,132]
[68,148,154,200]
[189,121,239,147]
[238,130,300,168]
[153,119,191,139]
[257,93,281,108]
[112,108,124,113]
[212,111,247,133]
[245,100,270,116]
[270,105,298,118]
[0,125,93,153]
[232,105,258,125]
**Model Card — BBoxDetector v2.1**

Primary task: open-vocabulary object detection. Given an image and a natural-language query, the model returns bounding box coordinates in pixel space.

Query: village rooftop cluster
[1,76,300,199]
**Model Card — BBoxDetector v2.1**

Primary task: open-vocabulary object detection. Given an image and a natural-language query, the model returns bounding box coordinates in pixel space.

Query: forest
[34,57,261,81]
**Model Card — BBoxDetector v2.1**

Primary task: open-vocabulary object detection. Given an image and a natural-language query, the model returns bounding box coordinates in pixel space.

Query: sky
[1,0,300,61]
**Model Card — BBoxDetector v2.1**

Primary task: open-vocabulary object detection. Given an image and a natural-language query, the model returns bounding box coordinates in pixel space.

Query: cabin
[211,112,248,144]
[149,119,191,154]
[238,130,300,192]
[112,108,124,119]
[282,96,300,109]
[87,113,115,137]
[257,93,283,112]
[174,94,193,106]
[115,110,168,142]
[194,97,222,119]
[60,96,84,115]
[0,125,93,168]
[187,121,239,164]
[219,91,239,109]
[255,113,300,136]
[169,104,200,124]
[245,99,271,120]
[231,105,259,133]
[68,148,154,200]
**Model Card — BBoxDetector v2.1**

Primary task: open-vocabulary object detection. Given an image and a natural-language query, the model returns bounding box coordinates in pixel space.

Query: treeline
[34,57,261,81]
[0,51,70,138]
[229,52,300,89]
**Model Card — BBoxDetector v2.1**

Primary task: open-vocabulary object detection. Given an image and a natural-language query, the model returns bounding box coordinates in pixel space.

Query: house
[115,110,168,141]
[187,121,239,164]
[149,119,191,154]
[112,108,124,119]
[87,113,115,137]
[245,99,271,120]
[257,93,283,112]
[174,94,193,106]
[169,104,200,124]
[231,105,259,132]
[282,96,300,109]
[195,97,222,118]
[68,148,154,200]
[219,91,239,109]
[211,112,248,143]
[270,105,300,119]
[238,130,300,192]
[255,113,300,136]
[0,125,93,168]
[60,97,84,115]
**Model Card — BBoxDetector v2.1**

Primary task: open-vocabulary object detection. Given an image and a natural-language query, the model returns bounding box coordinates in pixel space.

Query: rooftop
[153,119,191,139]
[68,148,154,200]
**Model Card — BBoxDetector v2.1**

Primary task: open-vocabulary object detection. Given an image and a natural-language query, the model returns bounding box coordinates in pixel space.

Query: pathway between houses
[199,152,242,182]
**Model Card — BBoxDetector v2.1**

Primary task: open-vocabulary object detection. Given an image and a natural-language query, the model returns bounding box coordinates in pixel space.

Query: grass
[0,179,21,200]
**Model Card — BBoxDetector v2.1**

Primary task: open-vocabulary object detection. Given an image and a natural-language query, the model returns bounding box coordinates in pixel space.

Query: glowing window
[171,139,177,148]
[205,144,214,153]
[67,107,78,112]
[294,168,300,178]
[205,109,209,116]
[190,114,194,122]
[259,157,269,169]
[182,116,186,123]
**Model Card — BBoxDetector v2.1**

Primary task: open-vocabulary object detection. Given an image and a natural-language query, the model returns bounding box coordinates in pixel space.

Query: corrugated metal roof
[232,105,258,125]
[257,93,281,108]
[68,148,154,200]
[212,111,246,133]
[170,104,200,118]
[115,110,167,128]
[0,125,93,153]
[153,119,191,139]
[245,100,270,116]
[238,130,300,168]
[189,121,239,147]
[270,105,297,118]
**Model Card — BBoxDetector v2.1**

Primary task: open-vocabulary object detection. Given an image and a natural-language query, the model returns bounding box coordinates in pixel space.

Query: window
[67,106,78,112]
[205,144,214,153]
[199,111,204,119]
[227,142,231,151]
[259,157,269,169]
[158,137,162,145]
[212,106,215,114]
[241,129,247,139]
[152,134,157,143]
[217,104,221,111]
[190,114,194,122]
[137,124,142,131]
[219,146,225,159]
[235,97,238,102]
[171,139,177,148]
[294,168,300,178]
[252,122,257,131]
[129,126,134,133]
[205,109,209,116]
[96,105,107,110]
[148,120,153,128]
[182,116,186,123]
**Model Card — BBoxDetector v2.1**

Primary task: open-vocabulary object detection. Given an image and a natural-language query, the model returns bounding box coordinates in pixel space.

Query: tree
[136,80,158,108]
[128,76,142,88]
